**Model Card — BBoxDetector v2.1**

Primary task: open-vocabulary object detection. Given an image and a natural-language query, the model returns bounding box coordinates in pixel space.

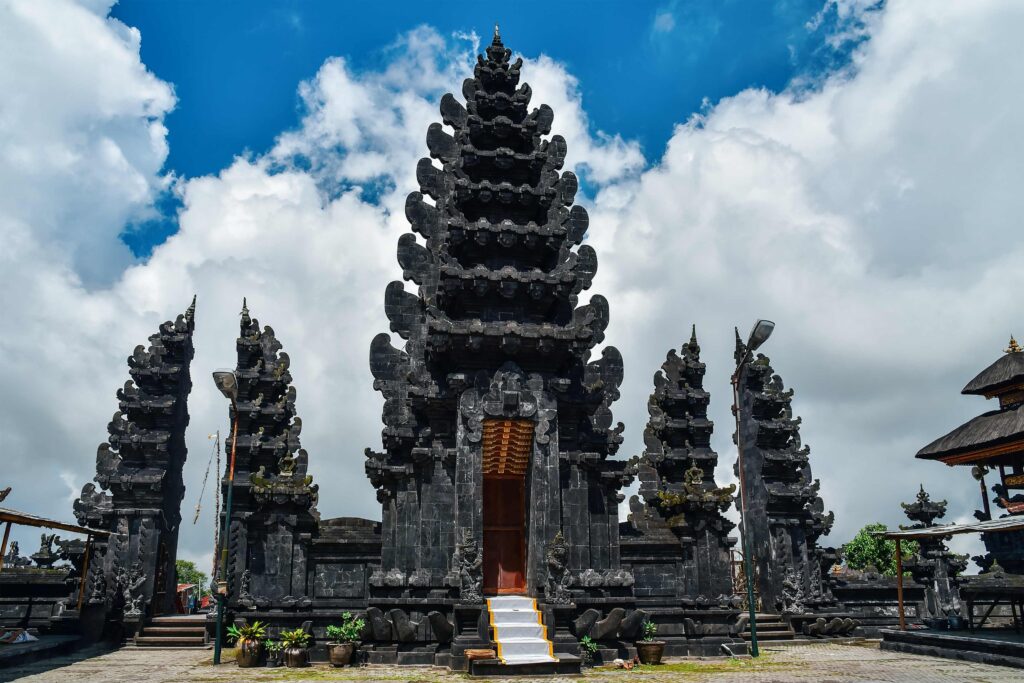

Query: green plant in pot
[263,639,283,668]
[325,612,365,667]
[578,635,599,667]
[279,627,312,668]
[635,620,665,665]
[226,621,267,668]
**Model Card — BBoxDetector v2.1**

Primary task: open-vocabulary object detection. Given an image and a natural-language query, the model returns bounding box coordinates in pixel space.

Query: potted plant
[226,621,267,668]
[325,612,365,667]
[578,635,599,667]
[280,627,312,668]
[264,639,283,668]
[635,620,665,665]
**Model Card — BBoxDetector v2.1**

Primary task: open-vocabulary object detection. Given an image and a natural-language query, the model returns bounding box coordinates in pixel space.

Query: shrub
[226,621,266,644]
[279,628,312,649]
[326,612,366,644]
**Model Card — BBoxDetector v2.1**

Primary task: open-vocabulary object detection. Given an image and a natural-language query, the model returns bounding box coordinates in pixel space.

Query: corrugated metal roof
[0,507,111,538]
[872,516,1024,539]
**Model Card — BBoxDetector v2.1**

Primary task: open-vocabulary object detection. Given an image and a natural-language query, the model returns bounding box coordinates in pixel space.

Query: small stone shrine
[733,332,837,614]
[900,485,966,621]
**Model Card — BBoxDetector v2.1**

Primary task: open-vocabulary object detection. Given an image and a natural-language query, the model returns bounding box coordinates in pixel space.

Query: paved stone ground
[1,642,1020,683]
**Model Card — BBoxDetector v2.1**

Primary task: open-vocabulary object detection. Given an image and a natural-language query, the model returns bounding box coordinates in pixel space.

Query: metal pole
[896,540,905,630]
[77,535,93,611]
[214,401,239,665]
[732,361,759,657]
[0,521,11,574]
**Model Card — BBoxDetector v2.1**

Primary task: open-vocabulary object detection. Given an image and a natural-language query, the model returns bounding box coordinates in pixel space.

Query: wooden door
[481,418,533,595]
[483,475,526,594]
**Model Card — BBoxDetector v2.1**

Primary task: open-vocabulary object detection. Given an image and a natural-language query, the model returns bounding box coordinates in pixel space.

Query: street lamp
[731,319,774,658]
[211,369,239,665]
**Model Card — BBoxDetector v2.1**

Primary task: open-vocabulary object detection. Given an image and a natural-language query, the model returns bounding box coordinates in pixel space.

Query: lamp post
[211,369,239,665]
[731,319,774,658]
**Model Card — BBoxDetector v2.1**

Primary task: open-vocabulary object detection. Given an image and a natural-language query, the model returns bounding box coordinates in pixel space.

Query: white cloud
[3,0,1023,574]
[653,11,676,34]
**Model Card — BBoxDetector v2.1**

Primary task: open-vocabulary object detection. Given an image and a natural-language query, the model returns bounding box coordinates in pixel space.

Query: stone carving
[117,562,147,616]
[451,529,482,604]
[734,333,835,613]
[30,534,58,569]
[427,610,454,644]
[544,532,572,604]
[72,299,196,617]
[780,570,807,614]
[4,541,31,568]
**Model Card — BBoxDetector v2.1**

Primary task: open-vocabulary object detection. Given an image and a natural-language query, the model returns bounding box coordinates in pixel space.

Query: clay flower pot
[328,642,356,667]
[636,641,665,665]
[235,638,264,668]
[284,647,309,668]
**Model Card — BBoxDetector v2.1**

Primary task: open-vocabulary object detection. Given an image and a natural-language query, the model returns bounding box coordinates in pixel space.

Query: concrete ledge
[0,635,82,669]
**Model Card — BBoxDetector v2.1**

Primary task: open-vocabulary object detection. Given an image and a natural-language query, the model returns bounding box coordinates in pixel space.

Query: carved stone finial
[493,23,501,43]
[241,298,251,328]
[1006,335,1021,354]
[690,323,697,345]
[186,295,196,320]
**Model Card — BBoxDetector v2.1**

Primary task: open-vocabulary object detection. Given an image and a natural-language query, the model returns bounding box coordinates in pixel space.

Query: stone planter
[284,647,309,668]
[636,641,665,665]
[236,639,263,668]
[328,642,356,667]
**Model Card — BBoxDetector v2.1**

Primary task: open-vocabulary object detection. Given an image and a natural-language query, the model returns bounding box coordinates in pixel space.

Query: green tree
[842,522,918,577]
[175,559,210,596]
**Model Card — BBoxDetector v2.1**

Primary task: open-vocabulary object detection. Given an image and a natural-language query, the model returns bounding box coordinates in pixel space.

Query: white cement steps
[486,596,557,665]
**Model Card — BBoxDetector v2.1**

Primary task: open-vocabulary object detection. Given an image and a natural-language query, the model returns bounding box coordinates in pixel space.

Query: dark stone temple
[2,29,913,671]
[72,298,197,624]
[733,334,837,615]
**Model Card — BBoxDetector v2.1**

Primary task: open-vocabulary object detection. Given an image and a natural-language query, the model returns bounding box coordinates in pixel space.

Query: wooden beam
[896,541,906,631]
[0,521,11,574]
[77,535,92,612]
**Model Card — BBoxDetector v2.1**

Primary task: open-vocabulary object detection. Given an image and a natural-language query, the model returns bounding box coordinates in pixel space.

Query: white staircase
[486,596,557,665]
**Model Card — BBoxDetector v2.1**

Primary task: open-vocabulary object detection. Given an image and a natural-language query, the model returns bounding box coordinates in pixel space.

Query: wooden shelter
[0,507,111,610]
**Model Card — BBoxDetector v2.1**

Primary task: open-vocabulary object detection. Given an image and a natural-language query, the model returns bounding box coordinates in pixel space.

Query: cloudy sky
[2,0,1021,574]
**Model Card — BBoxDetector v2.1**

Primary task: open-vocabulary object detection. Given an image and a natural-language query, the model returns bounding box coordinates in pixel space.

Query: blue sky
[113,0,868,254]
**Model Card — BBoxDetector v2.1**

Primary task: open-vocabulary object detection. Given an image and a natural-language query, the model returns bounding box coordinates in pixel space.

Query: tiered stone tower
[221,300,319,611]
[733,334,835,613]
[900,486,965,619]
[623,328,737,605]
[73,299,196,619]
[365,28,632,605]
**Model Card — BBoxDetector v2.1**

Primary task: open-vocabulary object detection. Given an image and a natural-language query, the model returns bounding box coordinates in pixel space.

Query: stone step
[470,656,582,677]
[134,636,207,647]
[139,626,206,637]
[149,616,207,626]
[743,631,795,641]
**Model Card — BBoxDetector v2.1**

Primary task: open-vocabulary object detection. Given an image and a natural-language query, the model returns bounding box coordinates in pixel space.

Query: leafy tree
[842,522,918,577]
[175,559,210,596]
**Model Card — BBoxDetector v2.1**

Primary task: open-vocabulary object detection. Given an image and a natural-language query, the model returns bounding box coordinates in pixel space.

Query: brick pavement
[1,642,1020,683]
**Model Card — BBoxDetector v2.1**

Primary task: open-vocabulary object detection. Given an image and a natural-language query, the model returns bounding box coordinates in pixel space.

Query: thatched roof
[917,403,1024,460]
[963,351,1024,396]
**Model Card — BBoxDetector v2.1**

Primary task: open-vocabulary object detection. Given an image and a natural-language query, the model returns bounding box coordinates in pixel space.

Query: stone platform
[881,627,1024,668]
[4,642,1024,682]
